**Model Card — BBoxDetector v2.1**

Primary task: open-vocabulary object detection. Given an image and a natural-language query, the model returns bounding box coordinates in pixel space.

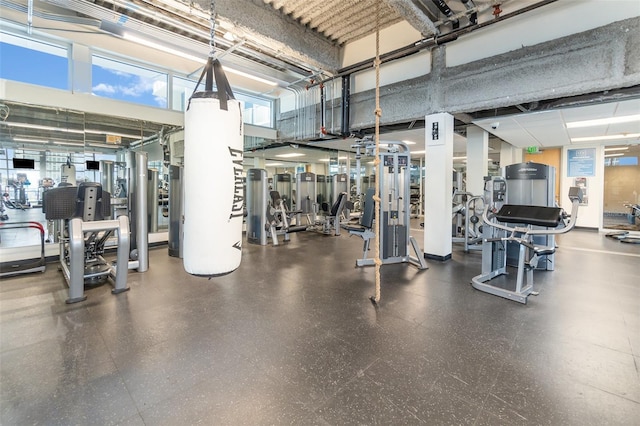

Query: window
[172,76,196,112]
[92,55,168,108]
[237,93,273,127]
[0,32,69,90]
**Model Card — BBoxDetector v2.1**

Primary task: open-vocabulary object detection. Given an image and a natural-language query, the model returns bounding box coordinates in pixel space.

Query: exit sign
[527,146,539,154]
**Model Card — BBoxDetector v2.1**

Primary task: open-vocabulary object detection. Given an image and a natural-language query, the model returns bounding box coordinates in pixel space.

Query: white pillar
[71,43,92,94]
[253,157,266,168]
[424,113,453,261]
[466,125,488,196]
[500,141,523,167]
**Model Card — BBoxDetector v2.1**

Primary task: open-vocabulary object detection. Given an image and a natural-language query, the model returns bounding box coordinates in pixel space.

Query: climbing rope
[371,0,383,304]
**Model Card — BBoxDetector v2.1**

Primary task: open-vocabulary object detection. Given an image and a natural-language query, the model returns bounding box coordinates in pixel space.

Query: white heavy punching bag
[183,58,244,276]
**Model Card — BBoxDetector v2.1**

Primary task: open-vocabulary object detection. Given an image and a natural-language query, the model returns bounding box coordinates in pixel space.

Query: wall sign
[567,148,596,177]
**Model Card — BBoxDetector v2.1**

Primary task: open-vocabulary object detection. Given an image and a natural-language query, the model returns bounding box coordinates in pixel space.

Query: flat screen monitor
[12,158,35,169]
[86,160,100,171]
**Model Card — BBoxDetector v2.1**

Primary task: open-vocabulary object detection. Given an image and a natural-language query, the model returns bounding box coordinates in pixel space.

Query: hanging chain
[209,0,216,58]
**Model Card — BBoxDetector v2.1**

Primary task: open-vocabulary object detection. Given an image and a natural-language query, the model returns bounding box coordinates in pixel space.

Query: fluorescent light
[223,66,278,86]
[453,156,467,160]
[13,137,49,144]
[123,33,278,86]
[88,143,120,148]
[85,129,142,139]
[604,146,629,152]
[319,159,330,162]
[566,114,640,129]
[265,162,283,166]
[411,150,425,155]
[571,133,640,142]
[123,33,206,63]
[4,122,84,134]
[53,141,83,146]
[604,153,624,158]
[402,140,416,145]
[275,153,305,158]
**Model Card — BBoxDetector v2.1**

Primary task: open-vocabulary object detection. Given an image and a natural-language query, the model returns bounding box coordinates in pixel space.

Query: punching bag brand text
[229,147,244,220]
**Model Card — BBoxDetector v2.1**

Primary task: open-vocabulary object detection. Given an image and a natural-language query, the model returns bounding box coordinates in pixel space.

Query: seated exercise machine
[246,168,305,246]
[267,190,307,245]
[343,140,427,270]
[44,182,130,303]
[319,191,349,236]
[471,176,583,304]
[342,187,376,265]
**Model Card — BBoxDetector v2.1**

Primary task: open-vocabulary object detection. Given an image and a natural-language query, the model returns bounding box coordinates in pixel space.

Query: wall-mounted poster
[567,148,596,177]
[574,177,588,205]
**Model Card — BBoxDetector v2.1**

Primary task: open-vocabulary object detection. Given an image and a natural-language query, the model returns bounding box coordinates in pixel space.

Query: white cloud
[92,83,116,94]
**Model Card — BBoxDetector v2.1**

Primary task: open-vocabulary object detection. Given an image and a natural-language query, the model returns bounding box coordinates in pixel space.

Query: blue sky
[0,41,167,108]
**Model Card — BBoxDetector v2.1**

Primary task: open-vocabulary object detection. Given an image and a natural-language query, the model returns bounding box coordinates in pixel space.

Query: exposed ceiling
[1,0,639,164]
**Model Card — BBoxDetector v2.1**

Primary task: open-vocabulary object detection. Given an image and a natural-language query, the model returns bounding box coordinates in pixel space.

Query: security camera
[490,122,500,130]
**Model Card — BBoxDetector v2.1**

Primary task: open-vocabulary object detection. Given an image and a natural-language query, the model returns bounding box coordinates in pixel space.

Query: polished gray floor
[1,226,639,425]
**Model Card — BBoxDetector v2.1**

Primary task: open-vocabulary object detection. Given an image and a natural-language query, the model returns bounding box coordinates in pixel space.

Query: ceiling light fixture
[566,114,640,129]
[123,33,278,87]
[13,137,50,144]
[402,140,416,145]
[222,66,279,86]
[265,162,283,166]
[123,33,205,63]
[275,153,305,158]
[411,150,426,155]
[52,141,83,146]
[571,133,640,142]
[453,156,467,160]
[604,153,625,158]
[85,129,142,139]
[3,122,84,134]
[88,142,121,149]
[603,146,629,152]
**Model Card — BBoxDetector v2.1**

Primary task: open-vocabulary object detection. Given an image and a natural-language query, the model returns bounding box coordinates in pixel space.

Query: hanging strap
[187,57,235,111]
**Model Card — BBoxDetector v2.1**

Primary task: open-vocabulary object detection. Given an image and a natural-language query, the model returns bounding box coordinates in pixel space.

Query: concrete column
[500,142,523,168]
[466,125,488,196]
[424,112,453,261]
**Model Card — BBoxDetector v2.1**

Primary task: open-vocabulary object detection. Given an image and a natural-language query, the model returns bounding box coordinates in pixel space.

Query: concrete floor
[1,226,639,425]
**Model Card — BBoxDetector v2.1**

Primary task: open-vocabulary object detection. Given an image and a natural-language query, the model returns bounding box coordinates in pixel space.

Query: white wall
[447,0,640,67]
[560,144,604,229]
[353,51,431,94]
[341,21,422,67]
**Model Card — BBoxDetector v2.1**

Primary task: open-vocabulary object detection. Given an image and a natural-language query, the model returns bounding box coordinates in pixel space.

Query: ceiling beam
[194,0,341,73]
[383,0,439,36]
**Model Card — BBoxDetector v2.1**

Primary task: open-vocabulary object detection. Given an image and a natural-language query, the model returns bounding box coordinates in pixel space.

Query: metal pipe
[320,83,325,135]
[309,0,558,87]
[135,151,149,272]
[148,168,159,233]
[341,75,351,136]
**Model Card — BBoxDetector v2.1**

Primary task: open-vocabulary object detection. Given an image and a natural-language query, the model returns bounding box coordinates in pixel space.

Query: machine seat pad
[534,246,556,256]
[495,204,562,227]
[43,186,77,220]
[287,225,307,233]
[343,224,369,233]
